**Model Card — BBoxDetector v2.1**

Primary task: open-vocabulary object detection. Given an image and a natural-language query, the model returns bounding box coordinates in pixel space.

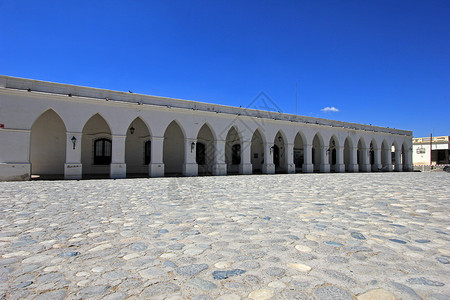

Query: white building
[413,136,450,165]
[0,75,413,181]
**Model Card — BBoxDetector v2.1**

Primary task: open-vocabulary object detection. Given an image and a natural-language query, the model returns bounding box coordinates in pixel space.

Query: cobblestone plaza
[1,173,449,299]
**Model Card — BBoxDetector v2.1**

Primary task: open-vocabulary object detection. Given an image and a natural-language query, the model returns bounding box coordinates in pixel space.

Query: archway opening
[294,133,305,173]
[391,143,396,171]
[30,110,66,179]
[328,137,337,172]
[251,130,264,174]
[370,140,376,171]
[274,131,286,173]
[357,139,364,172]
[81,114,112,178]
[312,134,322,172]
[196,124,215,175]
[225,127,241,175]
[381,140,389,171]
[163,121,185,176]
[125,117,151,177]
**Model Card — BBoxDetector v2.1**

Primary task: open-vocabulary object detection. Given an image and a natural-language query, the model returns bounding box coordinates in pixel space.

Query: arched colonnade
[29,108,413,179]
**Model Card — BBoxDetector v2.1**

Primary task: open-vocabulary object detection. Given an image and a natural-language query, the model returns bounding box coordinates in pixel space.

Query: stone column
[384,148,393,171]
[360,147,371,172]
[212,140,227,176]
[404,148,413,172]
[149,136,164,177]
[239,140,252,175]
[110,135,127,179]
[64,132,83,179]
[373,147,382,171]
[394,148,403,172]
[183,138,198,176]
[302,144,314,173]
[320,146,330,173]
[348,147,359,172]
[335,146,345,173]
[262,143,275,174]
[285,143,295,174]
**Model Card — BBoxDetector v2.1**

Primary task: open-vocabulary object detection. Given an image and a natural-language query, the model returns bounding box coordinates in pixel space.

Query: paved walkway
[0,173,449,299]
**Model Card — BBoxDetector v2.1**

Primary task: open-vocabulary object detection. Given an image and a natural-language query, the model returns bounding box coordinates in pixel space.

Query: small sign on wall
[0,124,4,128]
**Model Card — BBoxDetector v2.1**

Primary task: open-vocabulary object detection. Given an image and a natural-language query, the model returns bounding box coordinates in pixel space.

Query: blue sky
[1,0,448,137]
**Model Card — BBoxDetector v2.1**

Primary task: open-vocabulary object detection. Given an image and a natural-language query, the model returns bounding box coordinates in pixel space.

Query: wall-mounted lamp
[278,136,282,142]
[130,125,135,135]
[191,142,196,152]
[270,146,274,154]
[71,136,77,150]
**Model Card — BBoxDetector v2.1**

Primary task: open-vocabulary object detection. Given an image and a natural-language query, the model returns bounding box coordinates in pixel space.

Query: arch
[328,135,338,172]
[294,131,306,173]
[225,126,241,174]
[30,109,67,178]
[251,129,265,174]
[380,139,390,171]
[196,123,215,175]
[369,139,377,171]
[312,133,323,172]
[81,113,112,178]
[274,130,287,173]
[125,117,151,177]
[163,120,185,176]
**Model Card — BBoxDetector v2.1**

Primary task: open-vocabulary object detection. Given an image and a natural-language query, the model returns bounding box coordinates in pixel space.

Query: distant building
[413,136,450,165]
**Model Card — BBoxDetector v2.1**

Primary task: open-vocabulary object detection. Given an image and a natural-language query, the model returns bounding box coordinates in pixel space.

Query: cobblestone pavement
[1,172,449,300]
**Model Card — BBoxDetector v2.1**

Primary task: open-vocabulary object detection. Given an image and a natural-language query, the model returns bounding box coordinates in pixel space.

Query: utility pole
[430,133,433,167]
[295,82,298,115]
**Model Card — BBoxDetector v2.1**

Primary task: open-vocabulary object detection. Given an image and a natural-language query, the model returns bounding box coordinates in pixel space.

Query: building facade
[413,136,450,166]
[0,76,413,181]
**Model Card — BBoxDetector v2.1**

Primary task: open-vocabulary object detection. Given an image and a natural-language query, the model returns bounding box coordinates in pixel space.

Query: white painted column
[285,143,295,174]
[149,136,164,177]
[0,129,31,181]
[319,146,330,172]
[384,148,393,171]
[404,148,413,172]
[335,146,345,173]
[302,144,314,173]
[183,138,198,176]
[110,135,127,179]
[239,140,252,175]
[262,143,275,174]
[360,147,371,172]
[213,140,227,176]
[373,147,382,171]
[348,147,359,172]
[394,148,403,172]
[64,132,83,179]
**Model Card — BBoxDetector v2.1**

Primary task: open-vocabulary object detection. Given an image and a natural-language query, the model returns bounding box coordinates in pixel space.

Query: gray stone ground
[0,172,449,300]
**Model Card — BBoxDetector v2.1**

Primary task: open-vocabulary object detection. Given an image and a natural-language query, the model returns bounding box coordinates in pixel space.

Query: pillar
[394,148,403,172]
[373,147,382,171]
[404,148,413,172]
[213,140,227,175]
[110,135,127,179]
[183,138,198,176]
[302,144,314,173]
[384,148,393,171]
[319,146,330,172]
[285,143,295,174]
[360,147,371,172]
[348,147,359,172]
[149,136,164,177]
[0,129,31,181]
[239,140,252,175]
[335,146,345,173]
[262,143,275,174]
[64,132,83,179]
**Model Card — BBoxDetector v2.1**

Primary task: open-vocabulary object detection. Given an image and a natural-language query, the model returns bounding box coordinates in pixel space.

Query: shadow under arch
[251,128,266,174]
[125,117,152,177]
[30,109,67,179]
[163,120,185,176]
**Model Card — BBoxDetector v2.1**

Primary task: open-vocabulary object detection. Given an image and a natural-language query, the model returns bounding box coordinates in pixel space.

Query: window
[196,142,206,165]
[145,141,151,165]
[94,138,112,165]
[232,144,241,165]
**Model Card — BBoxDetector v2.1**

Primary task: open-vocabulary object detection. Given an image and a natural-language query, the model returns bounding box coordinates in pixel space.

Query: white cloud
[321,106,339,113]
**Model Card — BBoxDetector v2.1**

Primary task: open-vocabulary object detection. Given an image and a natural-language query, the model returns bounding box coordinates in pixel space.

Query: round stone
[288,263,312,272]
[264,267,286,277]
[248,289,275,300]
